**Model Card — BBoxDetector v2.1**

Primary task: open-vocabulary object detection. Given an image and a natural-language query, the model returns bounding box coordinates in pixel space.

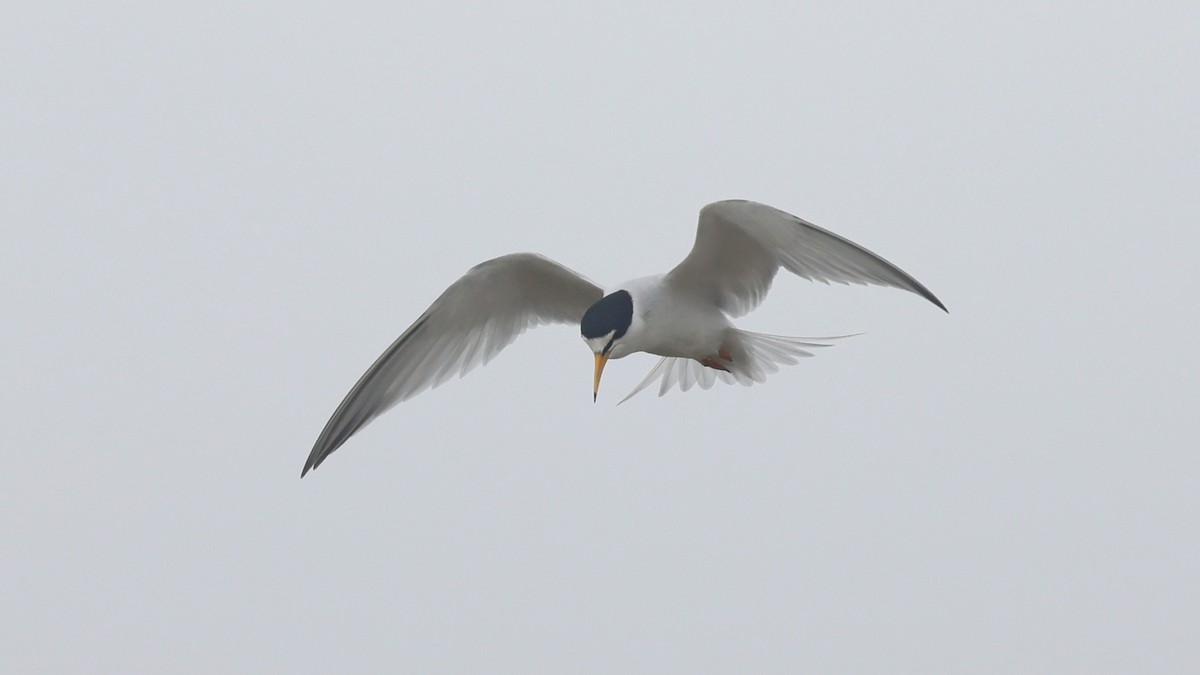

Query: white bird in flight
[302,200,946,476]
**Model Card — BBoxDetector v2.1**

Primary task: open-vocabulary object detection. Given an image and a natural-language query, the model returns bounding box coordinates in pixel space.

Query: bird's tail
[618,331,858,404]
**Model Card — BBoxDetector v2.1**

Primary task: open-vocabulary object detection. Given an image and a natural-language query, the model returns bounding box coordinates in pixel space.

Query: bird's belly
[638,306,731,360]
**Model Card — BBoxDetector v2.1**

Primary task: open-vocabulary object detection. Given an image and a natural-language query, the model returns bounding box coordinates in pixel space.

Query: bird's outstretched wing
[666,200,947,317]
[303,253,603,476]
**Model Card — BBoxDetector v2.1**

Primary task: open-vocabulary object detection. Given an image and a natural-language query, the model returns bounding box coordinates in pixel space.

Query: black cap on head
[580,290,633,340]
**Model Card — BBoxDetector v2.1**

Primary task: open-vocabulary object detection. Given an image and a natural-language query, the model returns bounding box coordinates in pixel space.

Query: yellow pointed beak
[593,352,610,402]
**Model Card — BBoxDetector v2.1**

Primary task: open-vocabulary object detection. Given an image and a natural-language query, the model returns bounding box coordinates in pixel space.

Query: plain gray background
[3,2,1197,672]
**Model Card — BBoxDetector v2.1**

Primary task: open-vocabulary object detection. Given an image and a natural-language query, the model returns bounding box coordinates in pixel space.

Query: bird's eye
[603,338,614,354]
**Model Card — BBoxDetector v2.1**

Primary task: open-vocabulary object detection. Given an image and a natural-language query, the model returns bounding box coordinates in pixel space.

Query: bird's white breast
[611,275,732,360]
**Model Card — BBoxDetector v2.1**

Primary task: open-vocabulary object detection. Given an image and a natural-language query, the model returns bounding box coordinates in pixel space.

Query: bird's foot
[701,347,734,372]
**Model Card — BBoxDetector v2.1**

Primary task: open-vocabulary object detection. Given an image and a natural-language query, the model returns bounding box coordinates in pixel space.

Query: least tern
[302,199,945,476]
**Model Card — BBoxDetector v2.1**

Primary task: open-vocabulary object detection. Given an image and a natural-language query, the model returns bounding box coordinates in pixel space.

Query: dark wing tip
[300,441,341,478]
[891,265,947,313]
[922,287,949,313]
[299,315,433,479]
[299,415,353,478]
[300,434,347,478]
[300,448,322,478]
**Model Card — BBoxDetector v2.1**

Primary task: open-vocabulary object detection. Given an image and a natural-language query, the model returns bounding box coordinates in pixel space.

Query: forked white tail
[618,331,859,404]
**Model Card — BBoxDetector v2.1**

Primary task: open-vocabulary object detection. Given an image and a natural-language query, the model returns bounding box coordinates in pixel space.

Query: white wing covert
[303,253,602,476]
[666,200,947,317]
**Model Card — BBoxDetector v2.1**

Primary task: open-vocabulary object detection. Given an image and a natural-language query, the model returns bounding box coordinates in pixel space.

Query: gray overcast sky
[3,1,1197,672]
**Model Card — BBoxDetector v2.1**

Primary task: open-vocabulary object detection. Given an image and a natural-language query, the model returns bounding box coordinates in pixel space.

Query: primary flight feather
[302,200,945,476]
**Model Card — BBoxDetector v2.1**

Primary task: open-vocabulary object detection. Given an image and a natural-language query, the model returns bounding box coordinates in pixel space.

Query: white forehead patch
[583,331,615,353]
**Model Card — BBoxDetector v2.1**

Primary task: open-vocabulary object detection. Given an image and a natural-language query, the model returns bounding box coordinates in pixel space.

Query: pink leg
[700,345,734,372]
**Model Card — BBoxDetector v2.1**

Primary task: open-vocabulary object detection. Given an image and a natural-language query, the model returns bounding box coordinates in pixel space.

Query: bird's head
[580,289,634,401]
